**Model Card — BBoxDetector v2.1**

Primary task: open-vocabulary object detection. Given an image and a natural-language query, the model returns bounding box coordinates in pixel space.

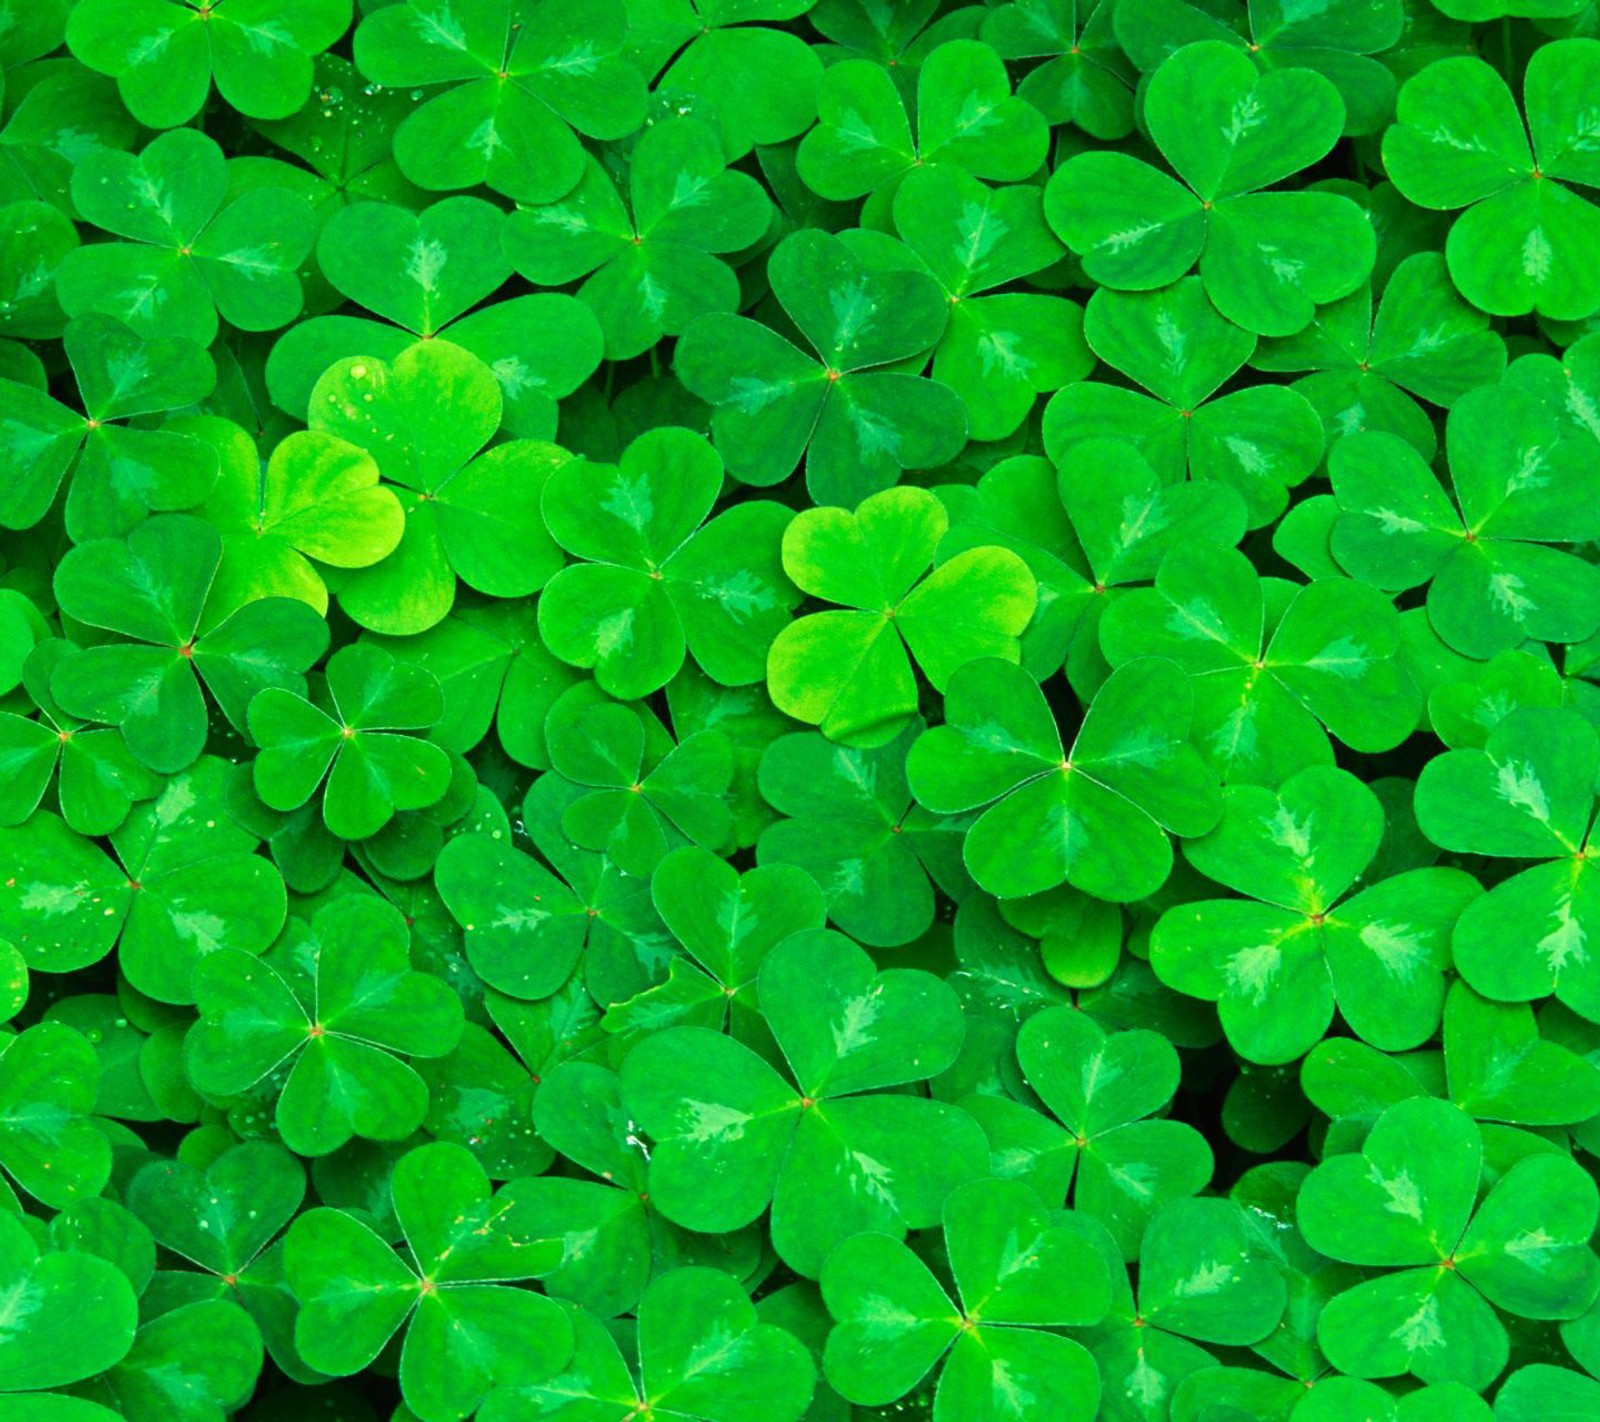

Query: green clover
[981,0,1136,138]
[620,928,988,1277]
[766,485,1036,747]
[796,38,1049,200]
[0,1023,111,1208]
[505,116,772,361]
[676,228,968,506]
[352,0,646,204]
[538,426,798,700]
[56,128,315,346]
[187,896,465,1155]
[820,1178,1109,1422]
[285,1141,571,1422]
[1152,765,1481,1064]
[248,641,453,842]
[1383,40,1600,319]
[1045,41,1374,335]
[1297,1096,1600,1388]
[1443,982,1600,1127]
[907,656,1220,902]
[1043,278,1326,526]
[1329,386,1600,659]
[0,314,217,537]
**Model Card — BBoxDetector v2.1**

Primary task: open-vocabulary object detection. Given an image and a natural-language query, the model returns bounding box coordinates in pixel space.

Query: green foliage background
[2,0,1600,1419]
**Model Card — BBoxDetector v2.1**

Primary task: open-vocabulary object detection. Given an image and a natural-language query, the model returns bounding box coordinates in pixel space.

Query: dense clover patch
[7,3,1600,1421]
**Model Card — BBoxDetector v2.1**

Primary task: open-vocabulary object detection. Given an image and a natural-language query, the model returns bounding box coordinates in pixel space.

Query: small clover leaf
[248,641,453,842]
[620,929,987,1277]
[982,0,1136,138]
[820,1178,1109,1422]
[797,38,1050,200]
[76,1298,264,1422]
[0,1023,111,1209]
[285,1141,572,1422]
[766,485,1037,746]
[479,1269,815,1422]
[187,896,465,1156]
[1329,386,1600,659]
[66,0,351,127]
[538,426,799,699]
[352,0,646,204]
[1443,982,1600,1127]
[1152,765,1480,1063]
[58,128,315,346]
[1044,278,1324,526]
[1297,1096,1600,1387]
[1099,540,1421,785]
[1383,40,1600,319]
[676,228,968,505]
[906,656,1220,901]
[505,116,772,360]
[1045,41,1374,335]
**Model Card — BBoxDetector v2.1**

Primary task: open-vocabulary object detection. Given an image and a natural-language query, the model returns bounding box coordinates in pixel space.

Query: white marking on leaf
[1226,941,1281,1005]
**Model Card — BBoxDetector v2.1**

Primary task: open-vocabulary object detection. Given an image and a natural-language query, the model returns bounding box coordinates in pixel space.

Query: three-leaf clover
[1298,1096,1600,1387]
[1383,40,1600,318]
[907,656,1220,901]
[620,928,988,1277]
[796,38,1050,200]
[676,228,968,506]
[66,0,351,127]
[285,1141,571,1422]
[537,426,798,699]
[820,1178,1110,1422]
[186,895,465,1155]
[56,128,315,346]
[765,485,1037,747]
[352,0,647,204]
[1045,41,1374,335]
[981,0,1136,138]
[1328,386,1600,659]
[248,641,453,842]
[1152,766,1481,1063]
[505,117,772,360]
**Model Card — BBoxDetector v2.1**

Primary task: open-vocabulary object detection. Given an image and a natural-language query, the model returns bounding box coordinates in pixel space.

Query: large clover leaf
[620,928,987,1277]
[352,0,646,203]
[1383,40,1600,318]
[1297,1096,1600,1388]
[66,0,351,127]
[505,116,771,360]
[187,895,465,1155]
[1152,765,1480,1063]
[766,485,1036,746]
[1045,41,1374,335]
[676,228,968,505]
[907,656,1220,902]
[538,426,798,699]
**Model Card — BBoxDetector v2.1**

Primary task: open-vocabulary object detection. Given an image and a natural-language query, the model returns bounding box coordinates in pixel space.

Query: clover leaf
[286,1141,571,1422]
[1046,41,1374,334]
[0,314,217,536]
[249,641,452,842]
[1152,765,1481,1063]
[797,38,1049,200]
[820,1177,1109,1422]
[505,116,771,360]
[620,928,988,1276]
[352,0,646,204]
[1297,1096,1600,1387]
[67,0,350,128]
[982,0,1136,138]
[1329,385,1600,659]
[1044,278,1325,526]
[479,1269,815,1422]
[1099,540,1421,785]
[766,485,1036,746]
[1414,706,1600,1021]
[57,128,315,346]
[676,228,968,505]
[187,895,464,1155]
[907,656,1220,901]
[0,1023,110,1209]
[538,425,798,699]
[1384,40,1600,319]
